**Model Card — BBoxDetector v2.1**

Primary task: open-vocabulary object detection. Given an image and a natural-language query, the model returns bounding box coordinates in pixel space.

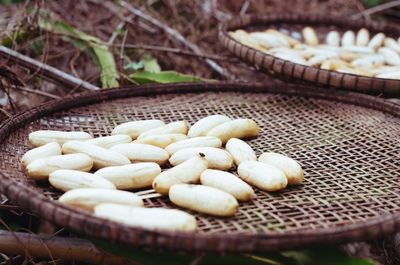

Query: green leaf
[281,247,378,265]
[93,44,119,88]
[124,61,145,71]
[200,255,284,265]
[124,56,160,73]
[0,0,24,5]
[89,236,378,265]
[143,56,161,73]
[360,0,381,7]
[1,31,29,47]
[30,37,44,57]
[39,15,119,88]
[89,237,192,265]
[89,236,286,265]
[129,70,203,84]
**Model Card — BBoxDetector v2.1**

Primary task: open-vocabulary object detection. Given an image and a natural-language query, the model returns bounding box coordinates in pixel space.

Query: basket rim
[0,81,399,253]
[218,13,400,96]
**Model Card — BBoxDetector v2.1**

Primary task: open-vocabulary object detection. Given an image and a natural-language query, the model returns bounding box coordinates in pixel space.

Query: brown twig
[110,43,235,62]
[14,86,60,100]
[0,204,22,211]
[0,107,11,118]
[107,14,135,45]
[92,0,234,80]
[0,46,100,91]
[245,255,282,265]
[0,81,16,114]
[0,219,34,264]
[198,1,232,23]
[119,29,128,86]
[0,254,25,265]
[25,25,51,93]
[352,0,400,20]
[69,48,82,81]
[189,254,205,265]
[239,1,250,16]
[0,230,139,265]
[90,2,156,35]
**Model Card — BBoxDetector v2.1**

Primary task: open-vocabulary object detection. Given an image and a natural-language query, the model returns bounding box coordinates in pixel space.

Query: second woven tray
[219,13,400,96]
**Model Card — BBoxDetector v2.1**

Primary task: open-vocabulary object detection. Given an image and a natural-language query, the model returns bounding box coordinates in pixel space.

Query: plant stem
[0,230,138,265]
[0,46,100,91]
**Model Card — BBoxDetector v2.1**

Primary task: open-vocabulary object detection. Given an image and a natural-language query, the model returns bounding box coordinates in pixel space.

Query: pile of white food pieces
[22,115,304,232]
[229,27,400,79]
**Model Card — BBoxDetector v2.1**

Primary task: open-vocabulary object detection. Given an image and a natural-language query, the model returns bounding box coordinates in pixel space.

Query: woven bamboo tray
[219,13,400,96]
[0,82,399,253]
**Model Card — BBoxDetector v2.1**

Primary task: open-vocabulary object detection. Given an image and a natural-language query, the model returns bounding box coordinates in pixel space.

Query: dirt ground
[0,0,366,116]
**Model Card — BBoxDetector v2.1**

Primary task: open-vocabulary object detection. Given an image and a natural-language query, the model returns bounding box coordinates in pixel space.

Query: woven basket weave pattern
[0,83,399,252]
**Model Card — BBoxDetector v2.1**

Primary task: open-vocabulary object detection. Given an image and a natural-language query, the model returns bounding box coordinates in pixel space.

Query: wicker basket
[0,82,399,253]
[219,13,400,96]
